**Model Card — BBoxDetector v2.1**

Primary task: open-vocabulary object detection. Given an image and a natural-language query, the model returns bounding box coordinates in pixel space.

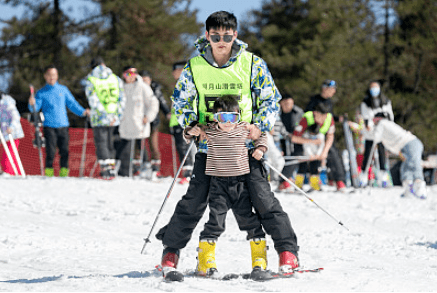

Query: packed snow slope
[1,176,436,292]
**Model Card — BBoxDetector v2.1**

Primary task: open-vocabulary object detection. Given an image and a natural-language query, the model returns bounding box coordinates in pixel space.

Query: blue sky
[190,0,264,27]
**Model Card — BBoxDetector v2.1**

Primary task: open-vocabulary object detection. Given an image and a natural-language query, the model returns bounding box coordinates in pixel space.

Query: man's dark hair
[44,65,57,73]
[206,11,237,32]
[172,60,187,71]
[90,56,104,69]
[123,65,136,72]
[139,70,151,77]
[280,93,293,102]
[213,95,239,113]
[314,102,330,114]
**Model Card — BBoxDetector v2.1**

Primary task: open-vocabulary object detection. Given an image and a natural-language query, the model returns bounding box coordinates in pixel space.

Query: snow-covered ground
[1,176,436,292]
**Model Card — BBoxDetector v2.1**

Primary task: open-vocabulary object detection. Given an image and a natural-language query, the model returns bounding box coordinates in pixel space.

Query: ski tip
[164,271,184,282]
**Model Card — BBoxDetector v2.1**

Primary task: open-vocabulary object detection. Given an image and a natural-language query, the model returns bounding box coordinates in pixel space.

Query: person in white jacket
[373,116,426,199]
[117,66,159,177]
[360,80,394,187]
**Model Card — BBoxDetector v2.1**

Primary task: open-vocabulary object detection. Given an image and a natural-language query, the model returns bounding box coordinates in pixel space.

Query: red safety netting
[0,118,180,178]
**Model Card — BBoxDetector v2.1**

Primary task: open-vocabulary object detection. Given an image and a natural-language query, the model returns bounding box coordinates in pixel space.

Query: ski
[242,267,324,280]
[180,267,323,282]
[29,85,45,176]
[156,265,184,282]
[342,116,360,188]
[164,270,184,282]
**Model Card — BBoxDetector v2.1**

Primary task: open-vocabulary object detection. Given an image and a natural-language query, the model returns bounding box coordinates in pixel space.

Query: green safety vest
[303,111,333,135]
[88,74,120,114]
[189,51,253,125]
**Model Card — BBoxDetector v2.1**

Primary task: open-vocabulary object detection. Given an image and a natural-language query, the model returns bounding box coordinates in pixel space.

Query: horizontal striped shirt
[205,122,268,177]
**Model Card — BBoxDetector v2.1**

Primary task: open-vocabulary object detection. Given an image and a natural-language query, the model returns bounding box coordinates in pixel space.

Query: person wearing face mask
[359,80,394,187]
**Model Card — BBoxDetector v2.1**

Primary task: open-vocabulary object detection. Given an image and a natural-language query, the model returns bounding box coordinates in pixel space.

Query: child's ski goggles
[213,112,240,124]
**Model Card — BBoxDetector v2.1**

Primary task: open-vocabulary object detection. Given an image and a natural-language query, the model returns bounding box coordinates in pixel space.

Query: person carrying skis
[373,115,427,199]
[139,70,171,174]
[183,95,267,277]
[305,79,347,192]
[116,66,159,177]
[291,103,336,192]
[0,92,24,175]
[85,57,125,179]
[155,11,299,280]
[359,80,394,187]
[28,65,89,177]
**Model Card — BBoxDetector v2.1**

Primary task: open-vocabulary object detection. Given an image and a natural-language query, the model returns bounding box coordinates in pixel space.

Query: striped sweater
[205,122,268,177]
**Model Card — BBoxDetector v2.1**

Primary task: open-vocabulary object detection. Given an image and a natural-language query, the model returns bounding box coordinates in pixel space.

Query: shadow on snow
[1,270,160,284]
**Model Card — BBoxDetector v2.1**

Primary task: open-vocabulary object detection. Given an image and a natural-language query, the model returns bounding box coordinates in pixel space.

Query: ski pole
[30,85,45,176]
[141,140,195,254]
[362,140,377,189]
[8,133,26,178]
[129,139,135,178]
[0,130,19,176]
[283,155,311,160]
[263,159,349,231]
[79,117,89,177]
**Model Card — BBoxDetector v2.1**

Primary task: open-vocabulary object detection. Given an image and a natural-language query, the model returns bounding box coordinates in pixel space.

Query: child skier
[185,95,269,278]
[373,116,427,199]
[291,104,336,191]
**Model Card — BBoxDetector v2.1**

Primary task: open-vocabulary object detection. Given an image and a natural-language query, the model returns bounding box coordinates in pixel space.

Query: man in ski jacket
[155,11,299,279]
[85,57,125,179]
[29,65,89,177]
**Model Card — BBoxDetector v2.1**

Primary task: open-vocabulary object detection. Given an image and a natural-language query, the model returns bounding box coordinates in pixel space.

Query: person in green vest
[291,103,336,191]
[156,11,300,280]
[85,57,125,179]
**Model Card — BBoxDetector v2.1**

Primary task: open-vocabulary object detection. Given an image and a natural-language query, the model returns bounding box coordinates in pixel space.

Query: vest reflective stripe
[303,111,333,135]
[88,75,120,114]
[190,51,253,125]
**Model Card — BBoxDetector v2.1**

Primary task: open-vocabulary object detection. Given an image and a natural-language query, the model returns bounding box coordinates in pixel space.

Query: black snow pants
[156,151,299,256]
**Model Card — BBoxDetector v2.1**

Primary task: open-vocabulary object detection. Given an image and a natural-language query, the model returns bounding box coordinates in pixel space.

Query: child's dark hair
[314,103,329,114]
[213,95,239,113]
[206,11,237,32]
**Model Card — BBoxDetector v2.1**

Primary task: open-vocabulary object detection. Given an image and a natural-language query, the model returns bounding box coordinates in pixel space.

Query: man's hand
[246,124,261,140]
[143,116,148,124]
[83,108,90,117]
[252,148,264,160]
[7,127,12,134]
[187,125,208,141]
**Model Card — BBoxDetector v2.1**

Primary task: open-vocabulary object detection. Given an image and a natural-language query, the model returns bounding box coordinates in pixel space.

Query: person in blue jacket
[29,65,89,177]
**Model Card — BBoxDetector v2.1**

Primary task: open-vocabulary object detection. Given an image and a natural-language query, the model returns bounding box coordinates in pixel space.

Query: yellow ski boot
[295,174,305,189]
[250,238,267,270]
[309,175,321,191]
[196,239,217,276]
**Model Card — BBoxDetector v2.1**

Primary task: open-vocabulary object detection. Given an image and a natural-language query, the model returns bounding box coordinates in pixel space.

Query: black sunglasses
[210,34,234,43]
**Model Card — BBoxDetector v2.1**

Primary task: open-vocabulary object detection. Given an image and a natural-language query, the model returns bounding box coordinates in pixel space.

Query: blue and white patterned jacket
[85,65,126,127]
[0,94,24,141]
[172,36,281,153]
